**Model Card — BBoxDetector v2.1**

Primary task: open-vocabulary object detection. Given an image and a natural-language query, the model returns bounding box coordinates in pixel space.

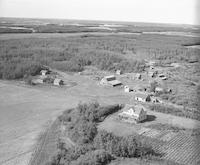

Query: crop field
[151,132,200,165]
[137,127,200,164]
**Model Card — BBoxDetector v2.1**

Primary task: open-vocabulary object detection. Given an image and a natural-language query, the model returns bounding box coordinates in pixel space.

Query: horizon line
[0,16,199,27]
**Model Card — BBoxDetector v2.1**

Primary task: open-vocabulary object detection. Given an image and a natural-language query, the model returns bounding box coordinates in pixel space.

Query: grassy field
[1,69,199,165]
[0,31,199,110]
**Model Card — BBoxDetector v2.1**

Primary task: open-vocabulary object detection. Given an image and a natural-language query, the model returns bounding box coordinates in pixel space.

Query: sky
[0,0,199,25]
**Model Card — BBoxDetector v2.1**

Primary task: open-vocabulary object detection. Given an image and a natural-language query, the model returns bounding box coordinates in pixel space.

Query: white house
[119,104,147,123]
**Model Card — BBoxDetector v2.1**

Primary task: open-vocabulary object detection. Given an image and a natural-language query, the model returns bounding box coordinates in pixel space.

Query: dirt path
[0,72,199,165]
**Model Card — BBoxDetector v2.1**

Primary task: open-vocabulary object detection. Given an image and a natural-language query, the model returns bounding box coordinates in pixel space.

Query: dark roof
[109,80,122,86]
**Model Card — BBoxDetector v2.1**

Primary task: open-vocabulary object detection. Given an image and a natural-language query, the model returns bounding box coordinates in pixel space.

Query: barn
[135,93,151,102]
[53,78,64,86]
[100,75,122,87]
[40,70,49,76]
[116,69,122,75]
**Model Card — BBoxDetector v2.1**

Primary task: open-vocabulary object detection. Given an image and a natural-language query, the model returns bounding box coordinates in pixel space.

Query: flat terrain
[0,21,199,165]
[0,69,200,165]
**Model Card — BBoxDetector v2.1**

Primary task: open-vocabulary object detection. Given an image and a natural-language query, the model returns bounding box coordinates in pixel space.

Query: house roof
[120,104,146,118]
[104,75,115,79]
[41,70,48,73]
[109,80,122,86]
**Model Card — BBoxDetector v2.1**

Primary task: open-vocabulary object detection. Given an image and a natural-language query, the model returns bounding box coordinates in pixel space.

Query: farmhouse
[100,75,122,87]
[53,78,64,86]
[118,104,147,123]
[135,93,151,102]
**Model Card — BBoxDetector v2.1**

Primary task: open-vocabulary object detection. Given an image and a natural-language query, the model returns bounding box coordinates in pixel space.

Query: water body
[143,31,200,38]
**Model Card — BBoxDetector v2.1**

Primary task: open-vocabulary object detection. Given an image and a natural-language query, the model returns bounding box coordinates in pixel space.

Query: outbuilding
[31,78,44,84]
[158,74,167,80]
[124,85,132,92]
[135,93,151,102]
[149,70,157,78]
[116,69,122,75]
[135,73,142,80]
[53,78,64,86]
[100,75,122,87]
[155,87,164,93]
[40,70,49,76]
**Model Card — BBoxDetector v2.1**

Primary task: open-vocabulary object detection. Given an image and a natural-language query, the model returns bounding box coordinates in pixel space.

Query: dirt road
[0,72,199,165]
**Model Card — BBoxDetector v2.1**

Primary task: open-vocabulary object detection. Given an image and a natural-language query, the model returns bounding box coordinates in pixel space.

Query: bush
[72,150,114,165]
[49,102,157,165]
[94,130,154,158]
[0,60,43,79]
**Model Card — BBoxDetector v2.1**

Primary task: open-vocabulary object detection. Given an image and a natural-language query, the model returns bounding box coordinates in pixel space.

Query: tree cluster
[48,102,156,165]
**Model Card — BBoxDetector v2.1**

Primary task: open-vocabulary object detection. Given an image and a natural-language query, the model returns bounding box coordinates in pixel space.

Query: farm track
[29,120,60,165]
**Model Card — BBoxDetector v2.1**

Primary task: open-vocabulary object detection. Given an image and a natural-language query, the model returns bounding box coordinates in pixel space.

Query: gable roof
[120,104,146,118]
[104,75,116,81]
[109,80,122,86]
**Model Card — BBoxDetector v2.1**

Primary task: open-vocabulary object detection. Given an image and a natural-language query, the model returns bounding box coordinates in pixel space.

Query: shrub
[72,150,114,165]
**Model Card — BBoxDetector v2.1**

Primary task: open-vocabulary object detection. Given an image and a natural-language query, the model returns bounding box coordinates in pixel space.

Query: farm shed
[158,74,167,80]
[31,78,44,84]
[53,78,64,86]
[116,69,122,75]
[118,104,147,123]
[40,70,49,76]
[155,87,164,93]
[151,96,162,103]
[124,85,132,92]
[149,70,157,78]
[135,93,151,102]
[100,75,122,87]
[135,73,142,80]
